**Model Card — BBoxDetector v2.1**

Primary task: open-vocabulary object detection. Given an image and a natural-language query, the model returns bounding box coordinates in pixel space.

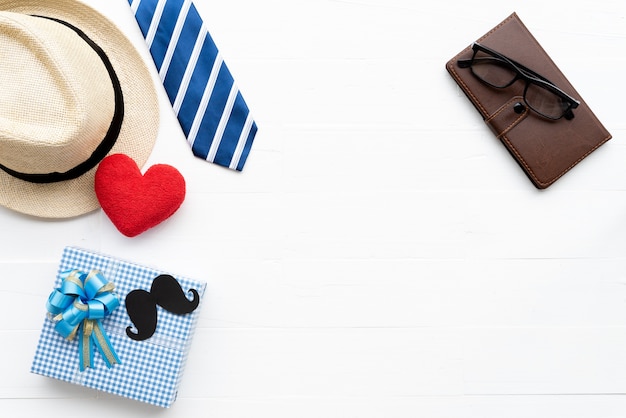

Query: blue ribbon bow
[46,269,122,371]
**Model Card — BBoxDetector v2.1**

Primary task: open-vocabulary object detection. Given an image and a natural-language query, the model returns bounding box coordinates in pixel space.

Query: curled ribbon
[46,269,122,371]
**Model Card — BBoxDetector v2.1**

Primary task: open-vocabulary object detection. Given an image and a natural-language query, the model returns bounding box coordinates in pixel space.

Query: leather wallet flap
[485,96,529,138]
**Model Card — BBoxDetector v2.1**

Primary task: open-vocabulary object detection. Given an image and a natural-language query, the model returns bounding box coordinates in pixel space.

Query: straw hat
[0,0,159,218]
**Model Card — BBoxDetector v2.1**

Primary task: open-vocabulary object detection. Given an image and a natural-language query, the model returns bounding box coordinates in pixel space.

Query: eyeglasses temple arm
[457,59,472,68]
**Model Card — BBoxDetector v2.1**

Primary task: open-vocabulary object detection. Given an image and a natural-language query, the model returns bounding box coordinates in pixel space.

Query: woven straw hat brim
[0,0,159,218]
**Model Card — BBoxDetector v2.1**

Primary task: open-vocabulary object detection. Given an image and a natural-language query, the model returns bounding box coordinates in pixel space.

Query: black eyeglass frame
[458,42,580,120]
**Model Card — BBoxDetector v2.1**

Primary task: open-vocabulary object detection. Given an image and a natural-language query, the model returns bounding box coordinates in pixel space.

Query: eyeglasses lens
[470,51,517,88]
[524,83,569,120]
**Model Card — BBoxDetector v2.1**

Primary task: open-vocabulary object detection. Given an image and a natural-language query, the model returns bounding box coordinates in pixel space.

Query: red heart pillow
[95,154,186,237]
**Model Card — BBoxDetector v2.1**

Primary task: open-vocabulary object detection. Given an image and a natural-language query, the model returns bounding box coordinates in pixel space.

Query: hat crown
[0,12,115,175]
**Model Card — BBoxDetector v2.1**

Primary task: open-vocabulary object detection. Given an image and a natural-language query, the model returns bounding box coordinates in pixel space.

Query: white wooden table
[2,0,625,416]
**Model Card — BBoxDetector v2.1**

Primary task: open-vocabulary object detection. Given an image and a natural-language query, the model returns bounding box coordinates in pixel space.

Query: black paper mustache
[125,274,200,341]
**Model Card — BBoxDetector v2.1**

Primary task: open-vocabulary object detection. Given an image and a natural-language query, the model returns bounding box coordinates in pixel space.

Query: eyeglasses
[458,42,580,120]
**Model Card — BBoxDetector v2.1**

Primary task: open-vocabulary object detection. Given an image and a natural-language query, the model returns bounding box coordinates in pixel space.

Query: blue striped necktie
[129,0,257,171]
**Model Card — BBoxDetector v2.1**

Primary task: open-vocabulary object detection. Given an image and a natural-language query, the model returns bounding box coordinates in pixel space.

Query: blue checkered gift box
[31,246,206,408]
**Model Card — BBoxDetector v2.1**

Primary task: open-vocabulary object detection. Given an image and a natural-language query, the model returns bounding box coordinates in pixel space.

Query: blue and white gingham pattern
[31,247,206,408]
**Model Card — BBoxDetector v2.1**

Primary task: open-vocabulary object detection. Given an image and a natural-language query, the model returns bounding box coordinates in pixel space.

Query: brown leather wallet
[446,13,611,189]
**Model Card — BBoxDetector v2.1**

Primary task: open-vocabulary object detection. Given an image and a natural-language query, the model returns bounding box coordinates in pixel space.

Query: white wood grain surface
[1,0,625,416]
